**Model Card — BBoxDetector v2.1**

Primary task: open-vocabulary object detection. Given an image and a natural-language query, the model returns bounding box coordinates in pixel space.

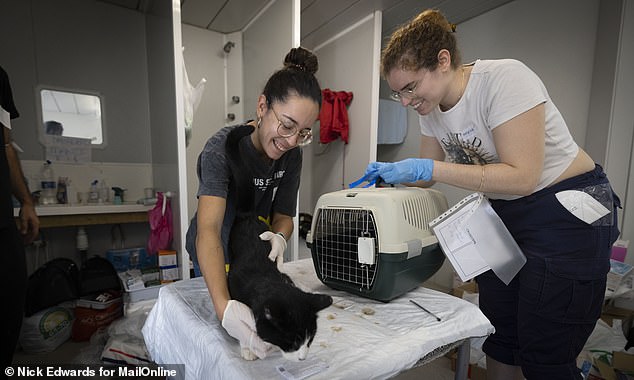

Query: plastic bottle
[77,227,89,265]
[99,179,109,203]
[65,179,75,206]
[56,177,68,204]
[40,160,57,205]
[88,180,99,203]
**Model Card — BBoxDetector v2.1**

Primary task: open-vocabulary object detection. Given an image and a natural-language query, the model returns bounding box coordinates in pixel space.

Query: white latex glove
[259,231,286,268]
[221,300,272,360]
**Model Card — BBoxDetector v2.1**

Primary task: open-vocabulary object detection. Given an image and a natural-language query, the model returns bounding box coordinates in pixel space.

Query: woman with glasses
[363,9,620,380]
[185,47,321,360]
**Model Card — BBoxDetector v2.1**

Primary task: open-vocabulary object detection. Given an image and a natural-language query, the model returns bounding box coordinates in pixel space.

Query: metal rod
[409,299,441,321]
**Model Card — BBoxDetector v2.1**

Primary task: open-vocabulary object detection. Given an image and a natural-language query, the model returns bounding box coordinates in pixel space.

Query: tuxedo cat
[225,125,333,361]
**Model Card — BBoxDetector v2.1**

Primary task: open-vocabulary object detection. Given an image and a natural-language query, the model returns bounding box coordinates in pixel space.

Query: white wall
[0,0,153,163]
[243,0,294,121]
[378,0,601,208]
[303,13,381,213]
[146,0,189,279]
[181,25,227,219]
[605,0,634,264]
[376,0,604,290]
[2,0,184,270]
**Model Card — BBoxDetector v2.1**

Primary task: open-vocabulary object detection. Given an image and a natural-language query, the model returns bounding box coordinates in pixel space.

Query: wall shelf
[14,203,153,228]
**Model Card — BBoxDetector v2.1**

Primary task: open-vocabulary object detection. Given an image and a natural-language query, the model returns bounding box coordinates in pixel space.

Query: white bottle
[88,180,99,203]
[77,227,89,264]
[40,160,57,205]
[99,179,109,203]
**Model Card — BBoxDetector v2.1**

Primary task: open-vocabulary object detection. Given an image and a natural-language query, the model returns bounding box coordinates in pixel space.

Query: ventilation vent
[401,193,446,231]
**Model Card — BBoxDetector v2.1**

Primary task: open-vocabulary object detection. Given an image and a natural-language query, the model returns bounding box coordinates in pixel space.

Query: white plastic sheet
[181,47,206,147]
[142,259,494,380]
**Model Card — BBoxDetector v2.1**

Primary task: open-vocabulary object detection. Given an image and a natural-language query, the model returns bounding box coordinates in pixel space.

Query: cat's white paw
[241,347,258,361]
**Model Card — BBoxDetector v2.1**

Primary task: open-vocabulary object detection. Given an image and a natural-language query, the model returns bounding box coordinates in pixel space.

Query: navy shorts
[477,165,621,379]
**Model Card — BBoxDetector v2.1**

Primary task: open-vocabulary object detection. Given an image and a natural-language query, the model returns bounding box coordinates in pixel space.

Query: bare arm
[196,195,231,320]
[430,104,545,195]
[270,212,293,240]
[4,127,39,242]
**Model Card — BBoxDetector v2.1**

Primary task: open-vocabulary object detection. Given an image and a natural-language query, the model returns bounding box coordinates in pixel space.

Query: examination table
[142,258,494,379]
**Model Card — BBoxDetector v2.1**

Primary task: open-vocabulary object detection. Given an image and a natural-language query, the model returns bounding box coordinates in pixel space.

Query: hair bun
[283,47,319,75]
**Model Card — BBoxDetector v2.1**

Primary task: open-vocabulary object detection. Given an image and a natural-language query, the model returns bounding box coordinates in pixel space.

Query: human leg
[486,356,525,380]
[476,268,525,379]
[490,165,619,379]
[1,225,27,371]
[516,254,602,379]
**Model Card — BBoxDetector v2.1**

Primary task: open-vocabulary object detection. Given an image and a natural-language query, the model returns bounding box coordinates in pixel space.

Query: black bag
[25,258,79,317]
[299,213,312,240]
[79,256,121,296]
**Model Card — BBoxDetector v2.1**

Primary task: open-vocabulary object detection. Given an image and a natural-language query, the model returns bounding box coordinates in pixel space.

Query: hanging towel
[378,99,408,144]
[319,89,353,144]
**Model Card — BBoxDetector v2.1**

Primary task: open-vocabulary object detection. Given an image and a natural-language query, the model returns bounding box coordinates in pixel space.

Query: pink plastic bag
[147,192,173,255]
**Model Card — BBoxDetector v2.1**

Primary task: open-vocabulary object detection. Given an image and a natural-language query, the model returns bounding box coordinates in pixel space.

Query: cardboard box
[158,250,177,267]
[607,259,633,292]
[160,265,179,283]
[452,281,478,298]
[123,284,164,303]
[602,304,634,327]
[448,350,487,380]
[612,240,630,262]
[593,351,634,380]
[106,247,157,272]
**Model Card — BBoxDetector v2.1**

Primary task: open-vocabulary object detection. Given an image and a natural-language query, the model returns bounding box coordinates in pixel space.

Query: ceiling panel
[300,0,362,40]
[180,0,226,29]
[382,0,514,36]
[207,0,269,33]
[98,0,515,44]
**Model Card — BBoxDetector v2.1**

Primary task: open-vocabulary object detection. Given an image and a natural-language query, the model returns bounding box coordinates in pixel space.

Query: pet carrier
[306,187,448,301]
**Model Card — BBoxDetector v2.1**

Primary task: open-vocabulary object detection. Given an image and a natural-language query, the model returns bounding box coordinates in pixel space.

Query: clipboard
[428,193,526,285]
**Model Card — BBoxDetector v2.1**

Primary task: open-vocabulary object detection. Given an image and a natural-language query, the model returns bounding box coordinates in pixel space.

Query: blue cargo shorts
[477,164,621,379]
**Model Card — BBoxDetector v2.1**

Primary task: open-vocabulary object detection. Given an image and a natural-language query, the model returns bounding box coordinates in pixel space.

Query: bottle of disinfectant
[89,180,99,203]
[40,160,57,205]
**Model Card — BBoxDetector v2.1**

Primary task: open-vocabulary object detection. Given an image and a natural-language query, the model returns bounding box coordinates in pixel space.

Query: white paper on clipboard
[429,193,526,285]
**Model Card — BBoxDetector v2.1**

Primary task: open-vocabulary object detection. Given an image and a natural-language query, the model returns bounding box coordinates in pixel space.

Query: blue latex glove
[364,158,434,184]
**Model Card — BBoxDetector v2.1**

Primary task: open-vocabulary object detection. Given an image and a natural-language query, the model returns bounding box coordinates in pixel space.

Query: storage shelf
[13,203,153,228]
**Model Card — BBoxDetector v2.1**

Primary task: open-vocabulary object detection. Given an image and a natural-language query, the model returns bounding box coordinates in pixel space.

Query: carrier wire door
[313,208,379,291]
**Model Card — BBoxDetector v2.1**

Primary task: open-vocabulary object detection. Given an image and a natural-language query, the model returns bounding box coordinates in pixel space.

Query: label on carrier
[357,237,375,265]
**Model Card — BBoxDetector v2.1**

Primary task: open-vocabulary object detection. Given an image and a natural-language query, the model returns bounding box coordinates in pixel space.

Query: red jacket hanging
[319,89,353,144]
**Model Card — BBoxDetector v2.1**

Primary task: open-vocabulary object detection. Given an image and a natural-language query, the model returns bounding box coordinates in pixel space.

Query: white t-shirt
[419,59,578,200]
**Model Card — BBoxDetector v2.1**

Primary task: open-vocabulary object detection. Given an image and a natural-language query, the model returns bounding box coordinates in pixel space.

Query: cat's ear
[309,293,333,312]
[263,303,286,325]
[264,306,273,321]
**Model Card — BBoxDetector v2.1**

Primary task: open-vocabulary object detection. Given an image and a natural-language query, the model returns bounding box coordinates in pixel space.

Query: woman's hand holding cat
[221,300,272,360]
[259,231,286,268]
